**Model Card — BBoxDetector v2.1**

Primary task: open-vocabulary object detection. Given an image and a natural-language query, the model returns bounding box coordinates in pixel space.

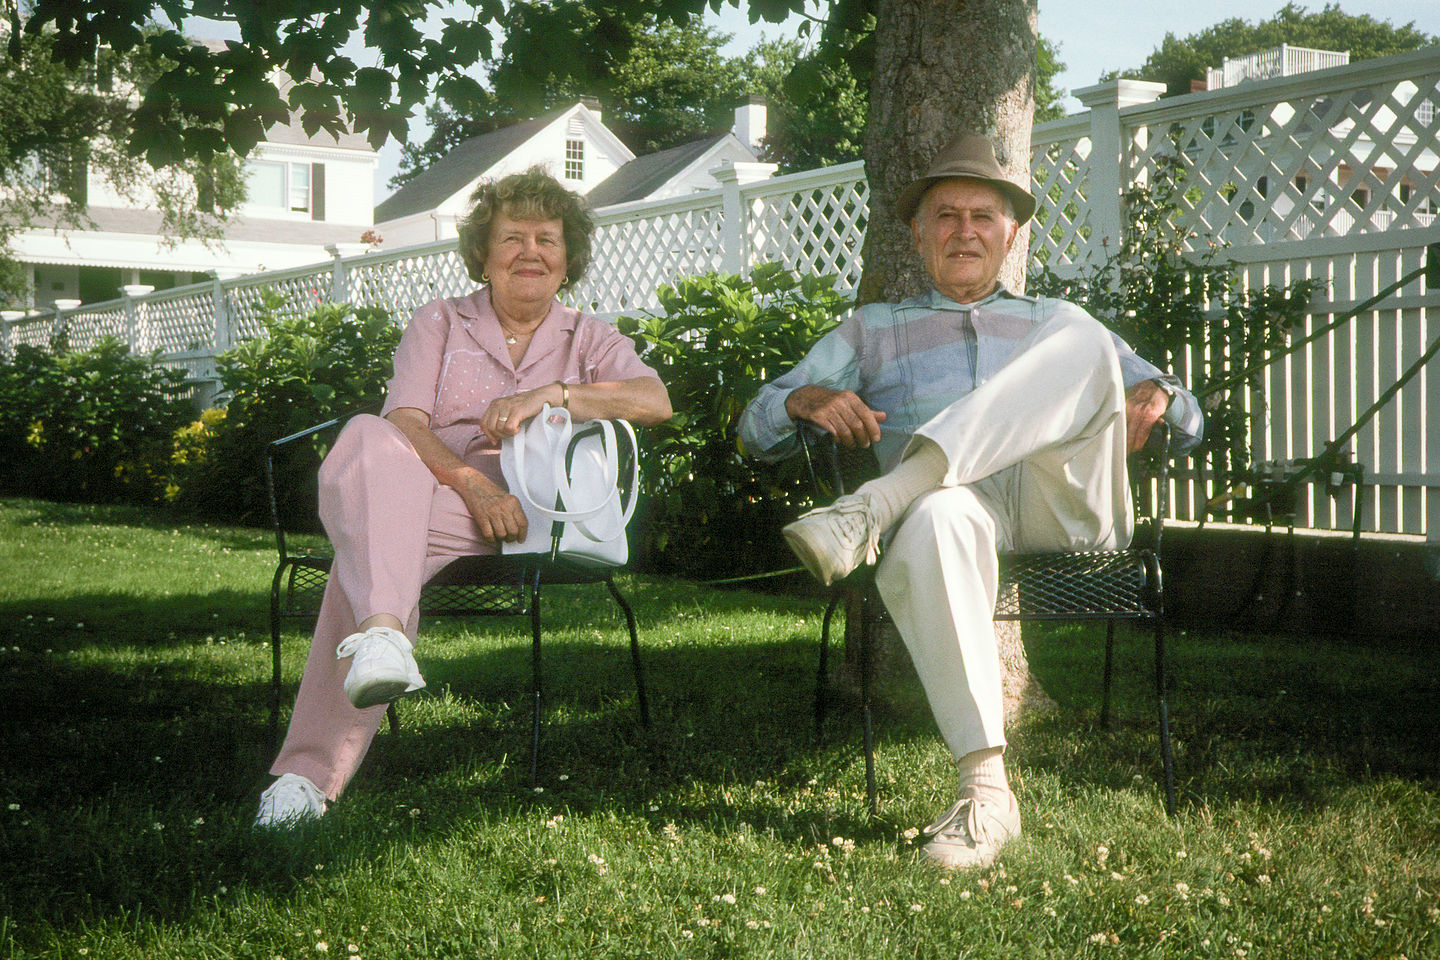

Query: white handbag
[499,404,639,567]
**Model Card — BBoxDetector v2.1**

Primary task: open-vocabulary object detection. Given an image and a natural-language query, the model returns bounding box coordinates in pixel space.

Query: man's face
[911,178,1019,304]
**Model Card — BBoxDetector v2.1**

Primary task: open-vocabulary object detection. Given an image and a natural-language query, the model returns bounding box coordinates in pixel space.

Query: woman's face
[483,211,568,311]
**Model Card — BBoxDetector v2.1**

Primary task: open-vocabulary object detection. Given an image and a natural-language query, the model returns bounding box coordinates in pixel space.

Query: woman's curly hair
[456,166,594,289]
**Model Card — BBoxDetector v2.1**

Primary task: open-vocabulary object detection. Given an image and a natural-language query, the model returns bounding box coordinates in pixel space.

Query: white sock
[957,747,1014,808]
[853,438,948,532]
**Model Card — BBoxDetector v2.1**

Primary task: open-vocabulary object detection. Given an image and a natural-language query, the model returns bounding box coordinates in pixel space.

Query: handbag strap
[509,406,623,525]
[564,418,639,542]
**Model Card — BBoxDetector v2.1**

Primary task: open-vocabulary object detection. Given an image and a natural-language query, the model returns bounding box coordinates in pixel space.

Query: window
[565,139,584,181]
[246,159,315,214]
[1418,99,1436,126]
[1399,183,1438,215]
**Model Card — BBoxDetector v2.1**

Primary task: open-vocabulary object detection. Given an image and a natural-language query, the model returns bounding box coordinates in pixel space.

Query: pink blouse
[381,288,660,483]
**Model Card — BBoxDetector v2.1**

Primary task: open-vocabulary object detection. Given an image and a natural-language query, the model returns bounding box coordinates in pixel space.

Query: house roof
[584,135,729,208]
[32,207,365,245]
[374,116,553,223]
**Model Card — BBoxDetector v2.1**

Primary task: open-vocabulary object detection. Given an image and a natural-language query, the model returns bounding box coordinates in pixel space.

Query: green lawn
[1,496,1437,959]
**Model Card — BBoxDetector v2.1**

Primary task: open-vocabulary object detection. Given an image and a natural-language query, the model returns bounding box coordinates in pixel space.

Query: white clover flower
[959,890,971,900]
[901,827,920,842]
[1135,894,1150,905]
[745,919,759,929]
[909,903,924,913]
[754,886,767,896]
[721,893,736,905]
[680,930,693,939]
[315,943,328,954]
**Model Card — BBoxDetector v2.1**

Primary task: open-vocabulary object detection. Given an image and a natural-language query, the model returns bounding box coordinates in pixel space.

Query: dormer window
[565,139,584,181]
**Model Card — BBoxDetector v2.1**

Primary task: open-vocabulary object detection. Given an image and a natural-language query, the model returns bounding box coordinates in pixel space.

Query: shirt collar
[454,288,578,372]
[924,283,1033,312]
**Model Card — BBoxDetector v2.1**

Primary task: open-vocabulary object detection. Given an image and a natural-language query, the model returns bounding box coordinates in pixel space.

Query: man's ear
[910,216,923,250]
[1003,218,1019,253]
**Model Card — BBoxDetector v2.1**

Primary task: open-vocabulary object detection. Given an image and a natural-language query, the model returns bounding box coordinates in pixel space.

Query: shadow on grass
[1021,620,1440,809]
[4,572,1439,939]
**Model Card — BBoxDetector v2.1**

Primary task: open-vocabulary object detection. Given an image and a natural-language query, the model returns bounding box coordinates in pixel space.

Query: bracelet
[556,380,569,409]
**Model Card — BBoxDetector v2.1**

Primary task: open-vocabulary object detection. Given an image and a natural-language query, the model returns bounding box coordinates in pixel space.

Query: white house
[373,97,778,247]
[7,40,380,313]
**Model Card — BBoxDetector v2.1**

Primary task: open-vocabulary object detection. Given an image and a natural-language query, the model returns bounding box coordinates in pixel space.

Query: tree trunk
[848,0,1054,719]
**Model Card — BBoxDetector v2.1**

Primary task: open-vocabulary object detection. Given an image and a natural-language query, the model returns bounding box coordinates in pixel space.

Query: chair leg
[529,575,543,789]
[814,591,842,743]
[1100,620,1117,730]
[860,592,877,817]
[1153,617,1177,816]
[268,566,287,754]
[604,576,649,727]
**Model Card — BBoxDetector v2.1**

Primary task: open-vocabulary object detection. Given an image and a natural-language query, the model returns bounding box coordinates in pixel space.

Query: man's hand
[1125,380,1172,453]
[785,384,887,448]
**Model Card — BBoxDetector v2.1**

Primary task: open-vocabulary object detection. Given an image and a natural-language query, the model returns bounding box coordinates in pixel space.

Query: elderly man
[738,132,1203,870]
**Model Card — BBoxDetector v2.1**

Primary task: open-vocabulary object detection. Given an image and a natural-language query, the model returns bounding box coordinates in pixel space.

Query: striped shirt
[738,286,1204,471]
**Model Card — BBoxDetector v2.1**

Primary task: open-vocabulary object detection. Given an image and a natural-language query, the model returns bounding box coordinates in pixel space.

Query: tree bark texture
[858,0,1037,306]
[847,0,1055,721]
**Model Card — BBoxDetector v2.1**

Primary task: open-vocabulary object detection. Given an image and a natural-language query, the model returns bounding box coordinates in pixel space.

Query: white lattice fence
[582,198,726,315]
[1030,117,1093,267]
[144,287,217,354]
[224,266,335,342]
[344,243,472,321]
[61,306,127,350]
[744,161,869,292]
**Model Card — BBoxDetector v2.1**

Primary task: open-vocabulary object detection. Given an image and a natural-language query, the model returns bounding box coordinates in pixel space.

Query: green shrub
[617,262,851,578]
[0,338,191,503]
[173,295,400,526]
[1029,153,1322,493]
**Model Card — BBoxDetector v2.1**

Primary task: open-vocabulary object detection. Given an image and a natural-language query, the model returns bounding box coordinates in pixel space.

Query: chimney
[579,95,602,124]
[733,95,767,154]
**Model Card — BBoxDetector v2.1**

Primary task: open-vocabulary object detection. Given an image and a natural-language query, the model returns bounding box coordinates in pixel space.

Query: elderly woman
[256,167,672,827]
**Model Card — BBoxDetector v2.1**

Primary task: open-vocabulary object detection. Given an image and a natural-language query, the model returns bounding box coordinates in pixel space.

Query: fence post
[0,310,22,356]
[715,164,747,275]
[120,284,154,353]
[1074,79,1166,261]
[327,243,367,304]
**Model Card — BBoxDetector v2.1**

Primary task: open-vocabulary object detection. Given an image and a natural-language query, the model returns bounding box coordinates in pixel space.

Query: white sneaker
[254,773,327,829]
[782,493,883,586]
[336,626,426,709]
[918,795,1021,870]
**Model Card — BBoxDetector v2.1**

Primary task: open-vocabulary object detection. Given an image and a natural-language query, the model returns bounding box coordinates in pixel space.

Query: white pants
[874,309,1131,760]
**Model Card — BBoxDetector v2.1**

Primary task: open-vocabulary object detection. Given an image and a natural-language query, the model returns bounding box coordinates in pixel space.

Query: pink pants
[269,415,497,799]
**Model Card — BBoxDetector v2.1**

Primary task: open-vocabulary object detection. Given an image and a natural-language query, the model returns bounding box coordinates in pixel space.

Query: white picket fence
[5,47,1438,540]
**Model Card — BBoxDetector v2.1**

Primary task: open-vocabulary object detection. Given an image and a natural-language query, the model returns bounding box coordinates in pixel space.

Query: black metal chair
[265,408,650,786]
[800,427,1177,816]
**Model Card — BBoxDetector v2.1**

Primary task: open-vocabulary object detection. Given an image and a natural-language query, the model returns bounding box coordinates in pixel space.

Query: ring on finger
[498,415,509,422]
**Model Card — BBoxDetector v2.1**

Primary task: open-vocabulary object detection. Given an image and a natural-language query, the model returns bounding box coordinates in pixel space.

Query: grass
[1,495,1438,959]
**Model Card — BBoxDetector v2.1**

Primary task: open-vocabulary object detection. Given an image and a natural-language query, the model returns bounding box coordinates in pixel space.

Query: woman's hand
[455,471,529,544]
[480,383,564,445]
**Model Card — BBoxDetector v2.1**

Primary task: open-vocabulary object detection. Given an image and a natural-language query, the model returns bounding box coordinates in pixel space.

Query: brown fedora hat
[894,131,1037,225]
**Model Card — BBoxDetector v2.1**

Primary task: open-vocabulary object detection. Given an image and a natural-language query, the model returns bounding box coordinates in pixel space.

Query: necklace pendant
[505,334,518,344]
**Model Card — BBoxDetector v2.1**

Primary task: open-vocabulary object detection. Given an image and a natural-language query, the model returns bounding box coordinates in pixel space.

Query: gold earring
[562,275,570,285]
[481,272,490,283]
